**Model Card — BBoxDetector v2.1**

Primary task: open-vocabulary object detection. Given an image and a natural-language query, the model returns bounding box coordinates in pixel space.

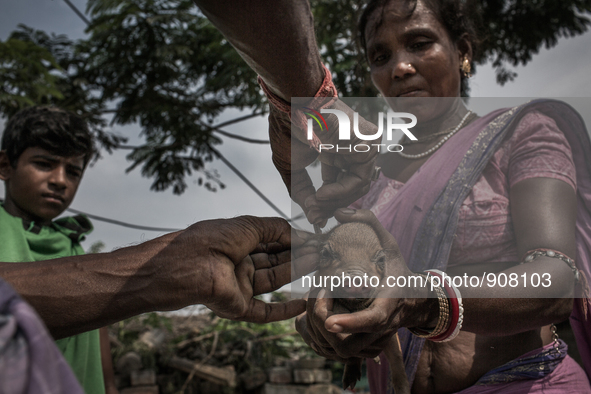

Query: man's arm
[0,216,317,339]
[193,0,324,100]
[194,1,379,225]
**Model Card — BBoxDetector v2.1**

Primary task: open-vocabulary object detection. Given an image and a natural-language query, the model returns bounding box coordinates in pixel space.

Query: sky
[1,1,590,262]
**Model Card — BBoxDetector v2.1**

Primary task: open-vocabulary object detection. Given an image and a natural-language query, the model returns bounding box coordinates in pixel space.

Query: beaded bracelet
[425,269,464,342]
[408,274,450,339]
[521,248,580,283]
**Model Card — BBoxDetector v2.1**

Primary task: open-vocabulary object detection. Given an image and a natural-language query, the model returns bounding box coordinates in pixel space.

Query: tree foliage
[1,0,590,193]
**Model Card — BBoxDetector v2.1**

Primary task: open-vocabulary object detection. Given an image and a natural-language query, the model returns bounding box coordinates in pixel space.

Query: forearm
[0,231,182,339]
[419,258,575,336]
[193,0,324,99]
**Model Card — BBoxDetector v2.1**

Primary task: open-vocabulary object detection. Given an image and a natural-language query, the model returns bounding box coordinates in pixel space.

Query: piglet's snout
[334,268,375,298]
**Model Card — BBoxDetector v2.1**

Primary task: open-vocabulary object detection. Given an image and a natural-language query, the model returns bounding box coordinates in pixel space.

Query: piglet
[315,222,410,394]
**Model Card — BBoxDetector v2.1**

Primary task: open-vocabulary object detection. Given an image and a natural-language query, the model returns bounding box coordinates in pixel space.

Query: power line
[214,111,266,128]
[211,128,269,144]
[62,0,91,26]
[206,145,299,229]
[64,206,304,233]
[66,207,182,232]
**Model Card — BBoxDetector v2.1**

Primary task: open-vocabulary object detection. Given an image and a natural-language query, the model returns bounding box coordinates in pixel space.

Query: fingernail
[318,289,326,299]
[328,324,343,333]
[295,230,311,239]
[313,220,325,229]
[337,208,356,215]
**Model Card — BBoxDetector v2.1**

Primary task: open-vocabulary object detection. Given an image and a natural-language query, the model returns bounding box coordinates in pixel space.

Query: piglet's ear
[374,250,386,274]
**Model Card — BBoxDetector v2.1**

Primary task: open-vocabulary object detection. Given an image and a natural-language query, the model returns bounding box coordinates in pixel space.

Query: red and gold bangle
[424,269,464,342]
[408,274,450,339]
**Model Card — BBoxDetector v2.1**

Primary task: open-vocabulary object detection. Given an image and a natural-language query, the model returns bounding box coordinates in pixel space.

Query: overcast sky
[1,0,590,257]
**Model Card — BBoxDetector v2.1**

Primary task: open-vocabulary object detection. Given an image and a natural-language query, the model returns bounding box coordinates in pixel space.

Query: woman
[296,0,591,393]
[193,0,591,391]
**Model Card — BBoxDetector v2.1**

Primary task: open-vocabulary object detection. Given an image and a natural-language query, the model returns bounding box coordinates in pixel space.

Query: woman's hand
[269,101,381,227]
[296,292,403,362]
[296,209,436,360]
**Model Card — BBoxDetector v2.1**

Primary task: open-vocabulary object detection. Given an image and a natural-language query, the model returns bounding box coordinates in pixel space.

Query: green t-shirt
[0,204,105,394]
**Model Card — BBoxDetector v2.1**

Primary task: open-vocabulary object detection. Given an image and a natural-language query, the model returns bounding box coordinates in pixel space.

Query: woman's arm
[298,179,578,360]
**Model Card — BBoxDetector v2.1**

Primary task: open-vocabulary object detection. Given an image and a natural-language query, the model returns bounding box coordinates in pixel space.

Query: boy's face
[0,147,85,226]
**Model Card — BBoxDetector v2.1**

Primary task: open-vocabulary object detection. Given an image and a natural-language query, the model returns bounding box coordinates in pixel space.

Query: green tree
[1,0,590,194]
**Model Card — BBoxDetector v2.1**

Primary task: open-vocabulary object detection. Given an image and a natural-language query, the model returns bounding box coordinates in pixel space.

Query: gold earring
[461,56,472,78]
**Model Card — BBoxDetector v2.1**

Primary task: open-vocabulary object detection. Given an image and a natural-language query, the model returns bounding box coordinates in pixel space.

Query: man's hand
[168,216,318,323]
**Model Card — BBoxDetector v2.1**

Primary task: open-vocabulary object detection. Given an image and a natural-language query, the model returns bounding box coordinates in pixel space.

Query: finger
[333,208,399,250]
[305,208,331,228]
[252,258,293,295]
[304,184,371,212]
[244,299,307,323]
[250,250,291,270]
[316,166,373,202]
[321,162,340,186]
[306,297,332,349]
[291,240,320,260]
[324,301,392,334]
[295,313,327,358]
[296,313,343,361]
[293,229,316,248]
[291,250,319,280]
[313,295,346,343]
[251,241,289,255]
[216,216,293,263]
[291,169,318,216]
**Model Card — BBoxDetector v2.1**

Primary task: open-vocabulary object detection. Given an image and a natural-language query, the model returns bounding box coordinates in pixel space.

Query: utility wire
[62,0,91,26]
[63,207,304,233]
[66,207,182,232]
[214,111,266,128]
[211,128,269,144]
[206,145,299,229]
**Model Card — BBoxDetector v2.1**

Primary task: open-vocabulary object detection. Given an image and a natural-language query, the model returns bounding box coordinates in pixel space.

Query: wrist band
[521,248,590,320]
[408,274,450,339]
[521,248,580,283]
[257,64,338,152]
[425,269,464,342]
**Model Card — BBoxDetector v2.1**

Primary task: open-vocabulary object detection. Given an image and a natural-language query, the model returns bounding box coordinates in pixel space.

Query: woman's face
[365,0,466,102]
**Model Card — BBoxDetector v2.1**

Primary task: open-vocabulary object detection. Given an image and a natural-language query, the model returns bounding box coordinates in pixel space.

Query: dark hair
[1,106,96,168]
[358,0,480,94]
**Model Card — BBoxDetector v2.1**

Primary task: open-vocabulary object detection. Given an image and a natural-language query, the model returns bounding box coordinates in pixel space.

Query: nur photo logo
[304,108,418,152]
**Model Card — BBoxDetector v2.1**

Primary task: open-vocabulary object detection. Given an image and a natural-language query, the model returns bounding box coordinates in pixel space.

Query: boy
[0,106,116,394]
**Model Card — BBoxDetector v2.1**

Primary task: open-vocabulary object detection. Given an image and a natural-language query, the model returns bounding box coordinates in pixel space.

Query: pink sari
[362,100,591,393]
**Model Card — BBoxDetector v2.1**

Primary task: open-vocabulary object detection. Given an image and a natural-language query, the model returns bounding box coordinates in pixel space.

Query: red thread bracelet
[257,64,337,151]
